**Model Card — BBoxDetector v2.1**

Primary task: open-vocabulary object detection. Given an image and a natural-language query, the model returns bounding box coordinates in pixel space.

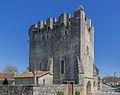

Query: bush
[57,91,64,95]
[3,78,9,85]
[75,91,80,95]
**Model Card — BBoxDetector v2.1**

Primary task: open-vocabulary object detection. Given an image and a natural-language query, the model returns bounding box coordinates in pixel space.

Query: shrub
[75,91,80,95]
[57,91,64,95]
[3,78,9,85]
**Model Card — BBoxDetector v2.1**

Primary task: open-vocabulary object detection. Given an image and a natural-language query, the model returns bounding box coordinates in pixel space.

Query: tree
[3,65,18,73]
[3,78,9,85]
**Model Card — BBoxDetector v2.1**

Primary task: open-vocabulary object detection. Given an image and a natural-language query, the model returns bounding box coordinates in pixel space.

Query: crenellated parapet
[29,5,94,39]
[58,13,71,26]
[29,13,71,34]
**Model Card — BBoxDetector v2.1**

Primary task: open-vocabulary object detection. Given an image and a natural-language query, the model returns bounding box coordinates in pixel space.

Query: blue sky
[0,0,120,77]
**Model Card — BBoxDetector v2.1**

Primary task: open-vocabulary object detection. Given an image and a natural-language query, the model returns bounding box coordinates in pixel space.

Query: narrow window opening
[61,60,64,74]
[93,81,95,87]
[40,63,41,70]
[65,31,67,35]
[48,27,50,31]
[43,79,45,84]
[86,46,89,55]
[47,35,49,39]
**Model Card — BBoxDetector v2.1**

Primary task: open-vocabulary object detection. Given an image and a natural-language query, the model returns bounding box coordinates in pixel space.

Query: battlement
[29,13,71,33]
[29,5,93,35]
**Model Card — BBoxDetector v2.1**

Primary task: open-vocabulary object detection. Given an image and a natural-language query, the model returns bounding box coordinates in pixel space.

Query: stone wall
[0,84,84,95]
[0,85,33,95]
[33,84,67,95]
[33,84,84,95]
[74,84,84,95]
[38,74,53,84]
[0,79,14,85]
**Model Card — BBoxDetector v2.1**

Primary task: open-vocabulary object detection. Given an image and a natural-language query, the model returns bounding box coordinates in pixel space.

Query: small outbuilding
[14,71,53,85]
[0,72,15,85]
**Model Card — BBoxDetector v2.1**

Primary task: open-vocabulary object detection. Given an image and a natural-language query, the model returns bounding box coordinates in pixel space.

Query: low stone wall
[0,84,83,95]
[33,84,67,95]
[0,85,33,95]
[33,84,84,95]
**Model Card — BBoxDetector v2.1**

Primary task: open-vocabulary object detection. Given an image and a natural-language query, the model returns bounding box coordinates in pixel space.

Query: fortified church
[28,5,100,95]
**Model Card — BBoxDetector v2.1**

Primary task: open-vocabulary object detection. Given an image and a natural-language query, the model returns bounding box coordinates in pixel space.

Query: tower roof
[77,5,84,11]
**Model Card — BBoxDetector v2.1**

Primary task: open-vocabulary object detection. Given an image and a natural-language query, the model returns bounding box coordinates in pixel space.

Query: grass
[112,85,120,89]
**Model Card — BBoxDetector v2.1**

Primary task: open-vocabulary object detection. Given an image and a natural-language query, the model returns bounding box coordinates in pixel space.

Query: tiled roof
[0,72,15,80]
[15,71,49,78]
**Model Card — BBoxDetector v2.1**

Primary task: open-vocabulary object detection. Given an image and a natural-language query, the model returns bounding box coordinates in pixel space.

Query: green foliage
[3,78,9,85]
[57,91,64,95]
[118,77,120,80]
[32,30,37,33]
[3,65,18,73]
[112,85,120,89]
[75,91,80,95]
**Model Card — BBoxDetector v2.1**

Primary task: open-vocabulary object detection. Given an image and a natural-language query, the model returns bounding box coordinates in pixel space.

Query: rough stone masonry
[29,5,99,95]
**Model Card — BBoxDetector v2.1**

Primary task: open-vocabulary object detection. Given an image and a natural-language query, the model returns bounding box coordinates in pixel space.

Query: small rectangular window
[40,63,41,70]
[87,46,89,55]
[61,60,64,74]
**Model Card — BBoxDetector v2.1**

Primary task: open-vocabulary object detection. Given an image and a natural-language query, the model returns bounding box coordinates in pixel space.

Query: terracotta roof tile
[0,72,15,80]
[15,71,49,78]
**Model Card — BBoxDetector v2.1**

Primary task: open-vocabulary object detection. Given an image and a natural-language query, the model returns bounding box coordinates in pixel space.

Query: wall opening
[60,60,65,74]
[65,31,67,35]
[40,63,41,70]
[86,81,91,94]
[86,46,89,55]
[74,56,79,84]
[43,79,45,84]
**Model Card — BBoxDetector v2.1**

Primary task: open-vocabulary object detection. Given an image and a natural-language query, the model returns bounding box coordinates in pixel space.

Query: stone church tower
[29,5,99,94]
